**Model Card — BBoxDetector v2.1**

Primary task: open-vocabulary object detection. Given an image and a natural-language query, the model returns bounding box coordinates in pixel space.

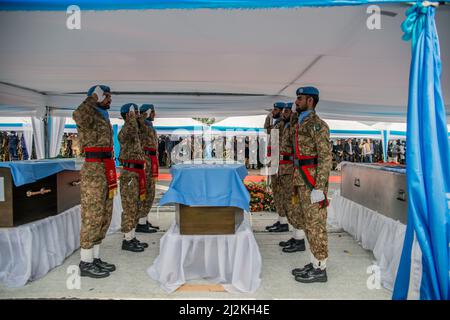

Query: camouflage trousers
[273,174,303,230]
[137,168,156,223]
[120,170,140,233]
[80,162,113,249]
[294,185,328,260]
[270,175,286,218]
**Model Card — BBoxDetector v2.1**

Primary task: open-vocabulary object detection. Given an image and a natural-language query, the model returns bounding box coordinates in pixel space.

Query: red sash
[84,147,117,199]
[279,152,294,165]
[294,124,328,207]
[122,159,147,201]
[144,147,159,178]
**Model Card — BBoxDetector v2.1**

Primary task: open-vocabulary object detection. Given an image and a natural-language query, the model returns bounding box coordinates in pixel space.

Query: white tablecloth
[147,216,261,293]
[328,190,422,298]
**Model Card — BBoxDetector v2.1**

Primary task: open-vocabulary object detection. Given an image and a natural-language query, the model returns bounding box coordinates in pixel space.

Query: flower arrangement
[245,181,276,212]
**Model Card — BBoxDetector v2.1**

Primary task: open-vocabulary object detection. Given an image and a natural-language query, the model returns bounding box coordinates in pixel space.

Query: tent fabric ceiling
[0,5,449,121]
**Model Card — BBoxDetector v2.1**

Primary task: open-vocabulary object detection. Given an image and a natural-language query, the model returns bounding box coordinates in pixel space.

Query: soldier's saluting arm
[73,96,97,130]
[118,111,139,144]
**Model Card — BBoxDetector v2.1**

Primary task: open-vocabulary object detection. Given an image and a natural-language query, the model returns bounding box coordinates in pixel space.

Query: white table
[147,215,261,293]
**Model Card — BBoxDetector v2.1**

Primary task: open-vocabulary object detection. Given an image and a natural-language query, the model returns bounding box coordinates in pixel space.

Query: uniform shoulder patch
[314,123,321,131]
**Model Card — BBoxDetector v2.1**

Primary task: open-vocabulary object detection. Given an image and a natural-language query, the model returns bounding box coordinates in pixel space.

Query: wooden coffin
[0,168,81,227]
[175,204,243,235]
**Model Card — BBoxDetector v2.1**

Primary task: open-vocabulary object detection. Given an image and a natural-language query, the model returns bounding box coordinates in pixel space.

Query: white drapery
[147,216,262,293]
[48,116,66,158]
[31,116,45,159]
[328,190,422,298]
[0,206,81,288]
[22,122,33,159]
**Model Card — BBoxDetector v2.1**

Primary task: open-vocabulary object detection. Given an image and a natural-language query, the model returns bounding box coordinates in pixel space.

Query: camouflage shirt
[118,114,144,161]
[278,119,294,176]
[72,96,113,156]
[137,117,158,150]
[291,111,332,191]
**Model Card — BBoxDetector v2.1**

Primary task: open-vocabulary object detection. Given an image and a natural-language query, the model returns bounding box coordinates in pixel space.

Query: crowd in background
[0,131,32,161]
[331,138,406,167]
[1,131,406,167]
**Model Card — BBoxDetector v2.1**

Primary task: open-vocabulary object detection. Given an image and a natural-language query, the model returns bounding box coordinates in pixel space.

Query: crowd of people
[0,131,31,161]
[331,138,406,167]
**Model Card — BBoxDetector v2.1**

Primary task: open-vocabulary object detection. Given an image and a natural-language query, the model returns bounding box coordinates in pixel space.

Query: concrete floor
[0,210,391,300]
[0,171,391,299]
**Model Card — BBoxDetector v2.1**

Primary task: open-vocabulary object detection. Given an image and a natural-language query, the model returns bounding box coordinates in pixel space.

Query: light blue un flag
[393,4,450,300]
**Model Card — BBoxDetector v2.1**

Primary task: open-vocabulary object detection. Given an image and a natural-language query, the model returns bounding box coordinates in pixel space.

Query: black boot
[279,237,296,247]
[79,261,110,278]
[135,223,157,233]
[282,239,306,253]
[268,223,289,232]
[295,268,328,283]
[93,258,116,272]
[292,263,313,276]
[132,237,148,248]
[122,239,145,252]
[147,221,160,230]
[265,221,280,231]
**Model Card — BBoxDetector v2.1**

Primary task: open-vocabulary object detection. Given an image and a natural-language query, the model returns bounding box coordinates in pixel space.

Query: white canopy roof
[0,5,449,121]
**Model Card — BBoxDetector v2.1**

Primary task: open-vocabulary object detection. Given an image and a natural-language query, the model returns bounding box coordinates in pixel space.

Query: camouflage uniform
[291,111,332,261]
[136,116,158,223]
[119,114,145,233]
[136,117,157,222]
[277,118,304,230]
[73,96,115,250]
[264,114,285,218]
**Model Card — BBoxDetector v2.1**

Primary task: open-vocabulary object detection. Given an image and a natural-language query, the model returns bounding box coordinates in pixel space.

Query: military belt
[294,158,318,167]
[122,162,145,170]
[279,155,294,161]
[144,150,157,156]
[85,151,113,159]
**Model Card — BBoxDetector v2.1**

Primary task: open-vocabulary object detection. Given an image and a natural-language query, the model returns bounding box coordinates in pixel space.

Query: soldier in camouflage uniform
[264,102,289,232]
[135,104,160,233]
[276,103,307,253]
[289,87,332,283]
[73,85,117,278]
[118,103,148,252]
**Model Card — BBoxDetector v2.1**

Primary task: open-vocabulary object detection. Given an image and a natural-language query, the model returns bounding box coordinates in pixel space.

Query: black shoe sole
[294,276,328,283]
[122,246,145,252]
[80,270,110,278]
[282,247,306,253]
[135,229,157,234]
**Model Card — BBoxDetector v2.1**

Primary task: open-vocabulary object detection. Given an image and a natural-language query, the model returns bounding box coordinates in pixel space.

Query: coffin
[175,204,243,235]
[0,168,81,227]
[340,162,407,224]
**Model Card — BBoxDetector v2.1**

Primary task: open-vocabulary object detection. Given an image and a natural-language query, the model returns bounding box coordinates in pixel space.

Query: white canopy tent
[0,5,449,122]
[211,115,382,138]
[64,117,205,134]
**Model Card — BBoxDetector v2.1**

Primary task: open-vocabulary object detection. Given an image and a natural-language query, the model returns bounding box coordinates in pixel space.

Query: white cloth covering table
[147,215,261,293]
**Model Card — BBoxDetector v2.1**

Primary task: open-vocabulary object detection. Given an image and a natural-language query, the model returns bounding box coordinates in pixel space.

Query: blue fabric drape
[393,3,450,300]
[0,0,414,11]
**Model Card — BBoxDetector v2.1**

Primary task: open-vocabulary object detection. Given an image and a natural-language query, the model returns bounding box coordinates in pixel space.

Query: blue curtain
[393,3,450,300]
[113,124,120,166]
[0,0,413,11]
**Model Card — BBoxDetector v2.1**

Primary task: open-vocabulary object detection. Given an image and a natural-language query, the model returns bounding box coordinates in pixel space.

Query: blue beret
[285,102,294,109]
[120,103,139,114]
[87,85,111,96]
[140,104,155,113]
[273,102,286,109]
[296,86,319,97]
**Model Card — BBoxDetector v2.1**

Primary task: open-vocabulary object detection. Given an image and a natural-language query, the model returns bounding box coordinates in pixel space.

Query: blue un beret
[273,102,286,109]
[120,103,139,114]
[140,104,155,113]
[285,102,294,109]
[296,86,319,97]
[87,85,111,96]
